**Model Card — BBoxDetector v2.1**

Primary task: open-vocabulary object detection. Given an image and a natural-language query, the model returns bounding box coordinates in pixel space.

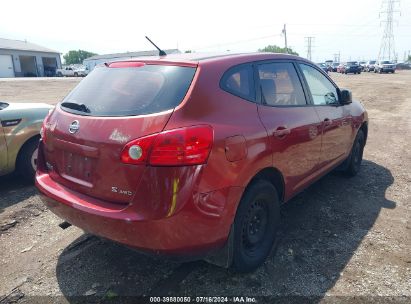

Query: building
[83,49,180,72]
[0,38,62,78]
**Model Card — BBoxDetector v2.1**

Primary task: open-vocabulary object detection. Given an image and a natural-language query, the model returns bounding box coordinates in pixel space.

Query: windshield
[0,102,9,110]
[381,61,391,64]
[369,61,376,64]
[60,64,196,117]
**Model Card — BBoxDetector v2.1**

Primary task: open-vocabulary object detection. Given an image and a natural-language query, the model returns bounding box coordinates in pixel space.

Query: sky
[1,0,410,63]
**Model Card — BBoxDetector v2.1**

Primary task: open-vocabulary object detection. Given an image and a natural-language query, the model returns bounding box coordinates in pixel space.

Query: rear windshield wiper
[0,102,9,110]
[61,101,91,113]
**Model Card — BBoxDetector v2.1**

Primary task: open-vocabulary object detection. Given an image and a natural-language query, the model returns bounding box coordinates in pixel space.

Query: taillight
[40,109,53,143]
[120,134,157,165]
[120,125,214,166]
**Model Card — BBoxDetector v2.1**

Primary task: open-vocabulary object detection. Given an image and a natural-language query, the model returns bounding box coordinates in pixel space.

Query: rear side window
[299,64,338,105]
[257,62,307,106]
[60,64,196,116]
[221,64,255,101]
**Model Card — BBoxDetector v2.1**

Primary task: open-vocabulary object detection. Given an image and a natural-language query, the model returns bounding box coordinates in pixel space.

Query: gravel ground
[0,71,410,303]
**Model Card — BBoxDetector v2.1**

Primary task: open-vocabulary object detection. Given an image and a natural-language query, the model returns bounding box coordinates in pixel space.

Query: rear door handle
[273,126,291,139]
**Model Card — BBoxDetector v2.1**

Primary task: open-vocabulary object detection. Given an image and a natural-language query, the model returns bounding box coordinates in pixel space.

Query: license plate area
[61,150,94,183]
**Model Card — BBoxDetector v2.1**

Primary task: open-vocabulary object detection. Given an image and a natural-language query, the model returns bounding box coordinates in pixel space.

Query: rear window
[60,64,196,116]
[220,64,255,102]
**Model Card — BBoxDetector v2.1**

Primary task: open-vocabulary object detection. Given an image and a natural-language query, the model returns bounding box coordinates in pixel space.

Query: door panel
[256,62,322,200]
[258,106,322,198]
[314,106,352,167]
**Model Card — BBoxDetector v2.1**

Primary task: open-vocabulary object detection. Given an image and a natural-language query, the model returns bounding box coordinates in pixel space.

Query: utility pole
[378,0,400,61]
[333,52,341,63]
[305,37,314,61]
[282,24,288,53]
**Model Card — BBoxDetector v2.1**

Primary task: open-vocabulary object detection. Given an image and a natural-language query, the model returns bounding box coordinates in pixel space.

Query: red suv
[36,53,368,272]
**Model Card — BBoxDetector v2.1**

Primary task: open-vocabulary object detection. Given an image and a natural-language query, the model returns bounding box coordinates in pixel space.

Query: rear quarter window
[220,64,255,102]
[60,64,196,117]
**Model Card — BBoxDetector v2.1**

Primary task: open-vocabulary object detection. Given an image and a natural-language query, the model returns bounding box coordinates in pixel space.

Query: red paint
[36,53,368,256]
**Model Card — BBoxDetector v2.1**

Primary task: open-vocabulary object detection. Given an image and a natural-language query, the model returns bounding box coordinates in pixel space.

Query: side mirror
[340,89,352,105]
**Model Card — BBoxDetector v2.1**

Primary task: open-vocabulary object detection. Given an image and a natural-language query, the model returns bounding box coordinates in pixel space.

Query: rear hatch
[43,62,197,204]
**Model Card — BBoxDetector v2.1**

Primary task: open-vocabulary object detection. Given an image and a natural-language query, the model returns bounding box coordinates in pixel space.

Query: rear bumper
[36,171,242,256]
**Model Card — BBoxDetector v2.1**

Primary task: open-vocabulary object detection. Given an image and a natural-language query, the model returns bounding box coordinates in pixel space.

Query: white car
[365,60,377,72]
[374,61,396,74]
[56,66,88,77]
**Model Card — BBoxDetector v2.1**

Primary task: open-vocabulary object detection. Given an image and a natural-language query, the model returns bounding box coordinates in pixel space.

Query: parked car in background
[340,62,361,74]
[331,62,340,72]
[358,61,366,71]
[365,60,377,72]
[317,63,329,73]
[0,102,52,180]
[375,60,396,73]
[56,66,88,77]
[396,62,411,70]
[36,53,368,272]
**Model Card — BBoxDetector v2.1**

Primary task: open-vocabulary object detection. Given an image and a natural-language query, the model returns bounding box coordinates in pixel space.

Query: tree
[63,50,98,65]
[258,45,299,56]
[408,55,411,62]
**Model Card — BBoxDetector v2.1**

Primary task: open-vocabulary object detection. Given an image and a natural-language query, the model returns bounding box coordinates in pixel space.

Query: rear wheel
[344,130,365,177]
[17,137,39,181]
[231,180,280,273]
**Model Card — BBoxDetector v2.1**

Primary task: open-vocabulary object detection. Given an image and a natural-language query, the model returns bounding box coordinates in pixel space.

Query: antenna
[145,36,167,56]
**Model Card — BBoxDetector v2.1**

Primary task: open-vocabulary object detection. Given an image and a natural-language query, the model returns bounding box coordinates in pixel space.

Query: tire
[344,130,365,177]
[74,72,78,77]
[231,180,280,273]
[17,137,39,182]
[57,72,62,77]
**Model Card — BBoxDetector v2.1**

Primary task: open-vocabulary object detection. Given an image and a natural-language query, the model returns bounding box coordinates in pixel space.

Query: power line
[193,34,281,51]
[378,0,401,61]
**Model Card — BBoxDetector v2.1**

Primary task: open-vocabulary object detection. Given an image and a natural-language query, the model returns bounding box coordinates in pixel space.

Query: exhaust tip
[59,221,72,230]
